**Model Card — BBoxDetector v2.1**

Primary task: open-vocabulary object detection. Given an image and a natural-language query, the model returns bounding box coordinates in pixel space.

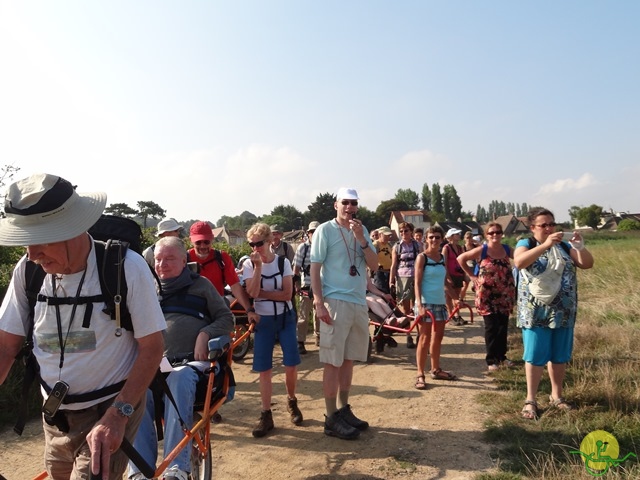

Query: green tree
[105,203,138,217]
[259,214,288,230]
[307,192,337,224]
[617,219,640,231]
[442,184,462,221]
[394,188,420,210]
[270,204,304,231]
[575,204,603,230]
[375,199,409,226]
[431,183,443,215]
[356,206,384,232]
[137,201,166,228]
[421,183,431,211]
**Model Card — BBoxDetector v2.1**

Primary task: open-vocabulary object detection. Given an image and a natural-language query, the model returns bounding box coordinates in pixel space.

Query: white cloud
[536,173,598,195]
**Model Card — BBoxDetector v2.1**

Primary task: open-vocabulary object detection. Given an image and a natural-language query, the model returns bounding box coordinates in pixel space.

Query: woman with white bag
[514,208,594,420]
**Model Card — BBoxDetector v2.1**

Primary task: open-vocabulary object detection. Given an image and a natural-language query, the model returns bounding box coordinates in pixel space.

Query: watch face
[121,403,134,416]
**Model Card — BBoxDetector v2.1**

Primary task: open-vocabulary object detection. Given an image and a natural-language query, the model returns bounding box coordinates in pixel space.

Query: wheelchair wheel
[190,413,212,480]
[232,324,251,361]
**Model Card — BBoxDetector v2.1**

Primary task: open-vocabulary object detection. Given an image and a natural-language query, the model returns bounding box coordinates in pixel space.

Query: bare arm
[414,253,424,315]
[311,262,331,325]
[0,330,24,385]
[389,247,398,286]
[457,245,482,278]
[229,282,260,324]
[87,331,164,479]
[258,275,293,301]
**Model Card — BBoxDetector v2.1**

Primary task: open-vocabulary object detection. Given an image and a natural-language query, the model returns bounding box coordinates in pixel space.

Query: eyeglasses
[487,231,503,236]
[400,229,412,233]
[249,240,265,248]
[427,235,442,240]
[534,222,557,229]
[194,240,211,246]
[340,200,358,206]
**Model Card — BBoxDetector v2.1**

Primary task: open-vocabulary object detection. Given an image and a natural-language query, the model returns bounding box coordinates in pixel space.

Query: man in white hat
[292,220,320,353]
[0,173,166,480]
[310,187,378,440]
[142,217,183,267]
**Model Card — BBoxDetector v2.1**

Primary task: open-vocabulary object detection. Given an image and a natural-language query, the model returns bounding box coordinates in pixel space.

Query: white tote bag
[520,245,566,305]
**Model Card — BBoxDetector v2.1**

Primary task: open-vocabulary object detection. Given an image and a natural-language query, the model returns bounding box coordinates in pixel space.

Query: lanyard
[336,220,360,277]
[51,269,87,372]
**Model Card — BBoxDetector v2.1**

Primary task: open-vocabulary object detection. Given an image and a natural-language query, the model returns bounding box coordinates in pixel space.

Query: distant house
[389,210,432,235]
[212,225,246,246]
[487,215,529,237]
[597,212,640,231]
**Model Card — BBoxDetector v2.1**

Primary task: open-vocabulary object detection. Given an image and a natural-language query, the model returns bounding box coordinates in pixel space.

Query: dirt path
[0,312,501,480]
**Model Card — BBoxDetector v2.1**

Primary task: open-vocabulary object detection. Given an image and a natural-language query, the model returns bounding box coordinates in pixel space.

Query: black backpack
[14,215,142,435]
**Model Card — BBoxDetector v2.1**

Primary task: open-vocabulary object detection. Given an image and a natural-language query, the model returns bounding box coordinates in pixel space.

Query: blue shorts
[521,326,574,366]
[253,309,301,372]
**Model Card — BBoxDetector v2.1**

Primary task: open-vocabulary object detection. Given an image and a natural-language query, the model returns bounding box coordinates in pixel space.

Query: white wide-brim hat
[0,173,107,246]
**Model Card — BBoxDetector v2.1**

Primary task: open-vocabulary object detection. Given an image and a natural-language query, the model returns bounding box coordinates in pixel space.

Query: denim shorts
[253,309,300,372]
[522,326,574,366]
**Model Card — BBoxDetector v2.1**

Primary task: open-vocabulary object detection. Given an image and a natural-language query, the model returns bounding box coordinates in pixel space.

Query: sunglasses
[249,240,265,248]
[428,235,442,240]
[194,240,211,246]
[487,231,503,236]
[340,200,358,206]
[534,222,557,229]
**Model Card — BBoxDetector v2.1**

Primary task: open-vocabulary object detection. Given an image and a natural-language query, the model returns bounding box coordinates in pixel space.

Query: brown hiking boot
[287,397,303,425]
[252,409,274,438]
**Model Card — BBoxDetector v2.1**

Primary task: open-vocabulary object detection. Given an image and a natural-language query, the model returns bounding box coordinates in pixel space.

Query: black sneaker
[324,411,360,440]
[252,410,274,438]
[287,397,303,425]
[298,342,308,355]
[338,404,369,430]
[375,336,385,354]
[406,335,416,349]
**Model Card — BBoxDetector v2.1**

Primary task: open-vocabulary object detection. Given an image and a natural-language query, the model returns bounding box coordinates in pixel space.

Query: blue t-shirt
[310,220,375,306]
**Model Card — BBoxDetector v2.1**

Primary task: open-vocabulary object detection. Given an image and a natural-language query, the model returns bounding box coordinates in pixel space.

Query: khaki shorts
[319,298,369,367]
[396,276,415,302]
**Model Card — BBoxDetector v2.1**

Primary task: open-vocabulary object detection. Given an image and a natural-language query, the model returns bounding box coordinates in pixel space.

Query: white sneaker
[163,466,189,480]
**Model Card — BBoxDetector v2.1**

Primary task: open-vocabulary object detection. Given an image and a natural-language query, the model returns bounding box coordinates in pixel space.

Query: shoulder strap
[202,250,226,286]
[301,243,310,271]
[503,244,511,256]
[95,240,133,332]
[480,243,488,261]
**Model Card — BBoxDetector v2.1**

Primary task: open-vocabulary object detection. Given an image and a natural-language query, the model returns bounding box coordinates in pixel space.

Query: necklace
[336,220,359,277]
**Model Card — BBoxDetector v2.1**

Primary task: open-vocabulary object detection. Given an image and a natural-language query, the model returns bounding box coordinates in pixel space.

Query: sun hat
[270,224,283,233]
[157,217,182,236]
[378,226,393,236]
[0,173,106,246]
[189,221,214,242]
[307,221,320,231]
[473,235,483,243]
[336,187,359,200]
[445,228,462,238]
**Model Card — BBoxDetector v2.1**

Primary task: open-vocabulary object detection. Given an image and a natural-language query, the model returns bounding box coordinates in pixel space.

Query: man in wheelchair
[128,237,234,480]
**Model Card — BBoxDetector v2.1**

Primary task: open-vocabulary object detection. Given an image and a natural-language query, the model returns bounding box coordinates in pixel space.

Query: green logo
[570,430,637,476]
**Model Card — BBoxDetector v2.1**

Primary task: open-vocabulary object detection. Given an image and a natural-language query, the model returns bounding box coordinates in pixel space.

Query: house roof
[389,210,432,226]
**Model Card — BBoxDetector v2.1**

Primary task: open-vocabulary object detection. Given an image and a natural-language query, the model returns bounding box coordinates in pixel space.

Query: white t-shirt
[0,240,167,410]
[242,256,293,316]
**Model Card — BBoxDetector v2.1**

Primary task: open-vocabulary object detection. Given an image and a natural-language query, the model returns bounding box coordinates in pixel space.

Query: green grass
[474,234,640,479]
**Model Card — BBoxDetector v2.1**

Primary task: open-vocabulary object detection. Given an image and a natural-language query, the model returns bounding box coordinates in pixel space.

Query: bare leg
[416,321,431,375]
[323,364,340,415]
[259,370,273,411]
[548,362,566,400]
[429,321,446,372]
[284,365,298,399]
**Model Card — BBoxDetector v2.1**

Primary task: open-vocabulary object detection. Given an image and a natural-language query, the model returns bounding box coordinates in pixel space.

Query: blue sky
[1,1,638,224]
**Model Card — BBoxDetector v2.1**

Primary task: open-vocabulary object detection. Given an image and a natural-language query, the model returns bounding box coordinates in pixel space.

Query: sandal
[521,400,539,420]
[549,395,574,410]
[431,368,457,380]
[415,375,427,390]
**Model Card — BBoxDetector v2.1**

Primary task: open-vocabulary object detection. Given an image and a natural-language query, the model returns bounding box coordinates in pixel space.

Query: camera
[561,232,574,242]
[42,380,69,418]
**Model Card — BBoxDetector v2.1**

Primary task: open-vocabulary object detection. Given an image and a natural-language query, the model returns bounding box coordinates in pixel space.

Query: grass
[475,234,640,479]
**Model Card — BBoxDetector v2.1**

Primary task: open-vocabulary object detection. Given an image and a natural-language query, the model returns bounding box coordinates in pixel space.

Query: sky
[1,1,638,225]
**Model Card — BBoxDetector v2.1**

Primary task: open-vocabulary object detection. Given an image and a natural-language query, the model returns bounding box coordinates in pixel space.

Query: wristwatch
[111,401,135,418]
